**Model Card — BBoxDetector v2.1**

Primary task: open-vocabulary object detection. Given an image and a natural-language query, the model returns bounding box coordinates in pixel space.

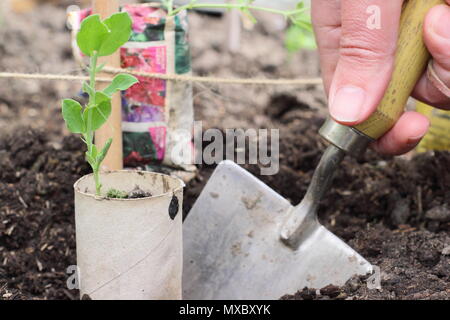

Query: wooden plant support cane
[93,0,123,171]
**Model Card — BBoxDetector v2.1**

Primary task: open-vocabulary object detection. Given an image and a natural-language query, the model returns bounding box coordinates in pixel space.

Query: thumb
[329,0,404,126]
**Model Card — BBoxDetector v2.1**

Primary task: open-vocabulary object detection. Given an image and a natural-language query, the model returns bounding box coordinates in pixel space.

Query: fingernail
[431,6,450,40]
[406,132,427,146]
[329,86,366,123]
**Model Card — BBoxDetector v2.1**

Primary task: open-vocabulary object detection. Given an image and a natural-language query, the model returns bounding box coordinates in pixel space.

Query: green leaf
[296,2,305,10]
[97,138,113,164]
[85,145,98,168]
[96,63,106,73]
[85,151,94,167]
[95,90,110,105]
[98,12,132,57]
[77,15,109,57]
[91,145,98,159]
[103,74,138,97]
[62,99,85,134]
[285,4,316,54]
[290,3,313,31]
[83,92,112,131]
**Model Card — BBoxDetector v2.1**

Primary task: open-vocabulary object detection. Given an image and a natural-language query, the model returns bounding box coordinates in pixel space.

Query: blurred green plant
[285,2,316,53]
[159,1,315,52]
[161,0,310,24]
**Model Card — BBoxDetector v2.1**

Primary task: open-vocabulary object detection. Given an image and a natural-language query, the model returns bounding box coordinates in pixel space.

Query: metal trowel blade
[183,160,372,300]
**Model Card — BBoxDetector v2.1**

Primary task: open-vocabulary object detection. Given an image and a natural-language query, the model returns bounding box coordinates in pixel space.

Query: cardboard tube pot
[74,171,184,300]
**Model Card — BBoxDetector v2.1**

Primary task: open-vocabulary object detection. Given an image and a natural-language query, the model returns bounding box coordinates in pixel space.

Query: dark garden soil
[0,130,89,300]
[0,3,449,300]
[185,107,450,300]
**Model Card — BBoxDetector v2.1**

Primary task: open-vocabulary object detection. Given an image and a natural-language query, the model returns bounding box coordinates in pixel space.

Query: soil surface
[0,3,449,300]
[0,130,89,300]
[185,110,450,300]
[106,186,152,199]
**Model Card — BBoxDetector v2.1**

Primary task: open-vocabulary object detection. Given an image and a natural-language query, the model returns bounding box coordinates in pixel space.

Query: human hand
[312,0,450,155]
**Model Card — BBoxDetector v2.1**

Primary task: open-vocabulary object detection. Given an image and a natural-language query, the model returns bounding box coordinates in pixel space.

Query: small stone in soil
[128,186,152,199]
[320,285,341,298]
[442,246,450,256]
[425,206,450,223]
[417,247,441,268]
[346,276,363,293]
[298,288,317,300]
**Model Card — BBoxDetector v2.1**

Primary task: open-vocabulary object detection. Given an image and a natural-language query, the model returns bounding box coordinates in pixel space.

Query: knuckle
[339,44,392,65]
[340,35,394,65]
[316,25,341,51]
[432,49,450,71]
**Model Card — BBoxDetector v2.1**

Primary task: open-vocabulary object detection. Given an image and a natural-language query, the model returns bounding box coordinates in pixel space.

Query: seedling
[159,1,315,52]
[161,0,311,24]
[62,3,312,196]
[285,2,316,53]
[62,12,138,196]
[106,188,129,199]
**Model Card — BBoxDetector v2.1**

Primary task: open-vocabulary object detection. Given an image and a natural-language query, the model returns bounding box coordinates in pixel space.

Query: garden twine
[0,68,323,86]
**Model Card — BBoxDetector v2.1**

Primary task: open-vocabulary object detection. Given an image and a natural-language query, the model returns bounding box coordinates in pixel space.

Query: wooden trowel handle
[354,0,444,139]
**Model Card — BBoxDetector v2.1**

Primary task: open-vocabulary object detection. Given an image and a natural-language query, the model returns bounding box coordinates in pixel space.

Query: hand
[312,0,450,155]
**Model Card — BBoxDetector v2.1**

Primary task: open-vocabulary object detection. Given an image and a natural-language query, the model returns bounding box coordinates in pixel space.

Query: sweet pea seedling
[62,12,138,196]
[162,0,314,52]
[162,0,310,24]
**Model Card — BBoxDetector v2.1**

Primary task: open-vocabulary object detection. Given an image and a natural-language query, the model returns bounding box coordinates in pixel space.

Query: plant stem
[93,167,101,196]
[89,53,98,103]
[87,52,102,196]
[166,0,174,16]
[170,3,306,18]
[86,53,97,156]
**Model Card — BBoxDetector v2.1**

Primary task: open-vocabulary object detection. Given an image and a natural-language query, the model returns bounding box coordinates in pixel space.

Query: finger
[328,0,404,126]
[412,4,450,110]
[311,0,341,95]
[372,111,430,155]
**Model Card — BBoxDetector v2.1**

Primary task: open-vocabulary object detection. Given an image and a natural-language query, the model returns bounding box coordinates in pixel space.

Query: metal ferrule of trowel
[280,118,374,250]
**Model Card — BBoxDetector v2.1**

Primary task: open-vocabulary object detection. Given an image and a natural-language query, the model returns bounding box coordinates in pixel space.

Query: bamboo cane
[92,0,123,171]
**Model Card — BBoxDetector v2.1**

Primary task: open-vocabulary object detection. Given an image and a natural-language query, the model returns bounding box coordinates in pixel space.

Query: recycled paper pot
[74,171,184,300]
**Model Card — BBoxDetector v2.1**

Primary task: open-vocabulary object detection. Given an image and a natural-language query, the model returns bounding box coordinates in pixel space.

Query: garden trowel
[183,0,441,299]
[183,157,372,300]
